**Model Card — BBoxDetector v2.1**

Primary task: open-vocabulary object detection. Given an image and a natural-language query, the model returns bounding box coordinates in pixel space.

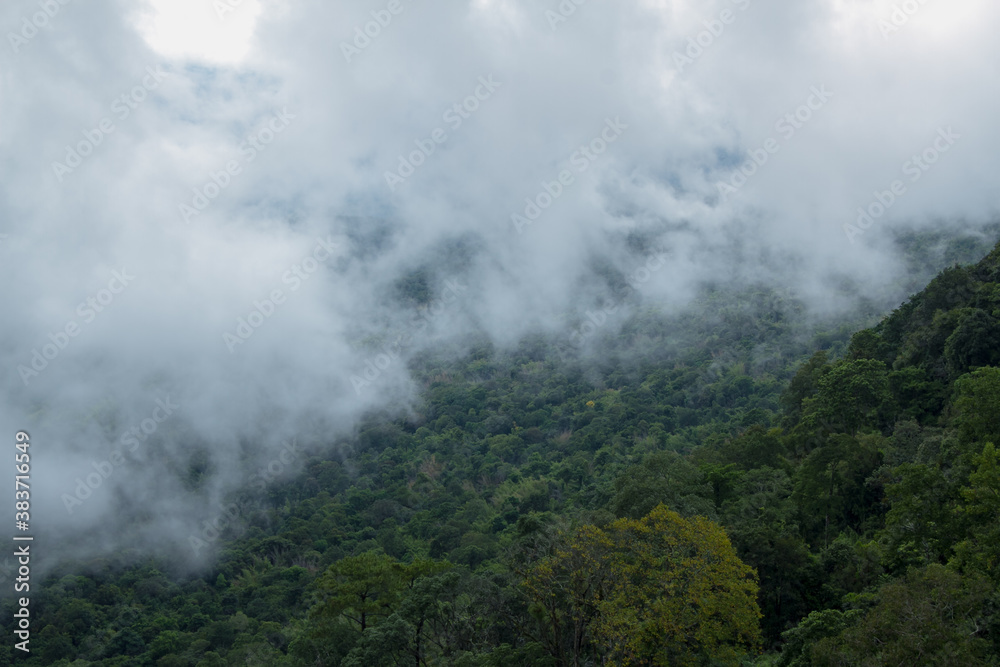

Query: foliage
[521,505,761,666]
[810,565,993,666]
[5,236,1000,665]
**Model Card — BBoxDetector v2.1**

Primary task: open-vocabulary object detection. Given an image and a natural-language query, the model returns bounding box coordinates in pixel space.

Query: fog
[0,0,997,573]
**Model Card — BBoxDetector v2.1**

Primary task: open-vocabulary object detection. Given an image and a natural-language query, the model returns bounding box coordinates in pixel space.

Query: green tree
[312,552,408,633]
[793,433,883,547]
[777,609,863,667]
[944,308,1000,374]
[952,367,1000,445]
[610,451,715,520]
[718,425,787,471]
[951,441,1000,580]
[810,564,992,666]
[780,351,829,423]
[722,467,822,646]
[342,569,484,666]
[878,428,969,572]
[809,360,891,435]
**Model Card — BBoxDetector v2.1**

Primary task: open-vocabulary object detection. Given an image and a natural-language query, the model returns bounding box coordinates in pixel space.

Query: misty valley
[4,231,1000,665]
[4,1,999,665]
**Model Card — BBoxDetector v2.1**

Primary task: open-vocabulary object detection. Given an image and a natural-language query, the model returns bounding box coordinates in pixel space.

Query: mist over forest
[1,0,999,665]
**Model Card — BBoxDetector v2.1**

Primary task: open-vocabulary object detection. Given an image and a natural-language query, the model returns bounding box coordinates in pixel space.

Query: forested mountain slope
[5,234,1000,666]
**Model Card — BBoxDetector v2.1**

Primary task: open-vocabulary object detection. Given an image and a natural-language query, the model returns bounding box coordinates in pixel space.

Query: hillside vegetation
[6,237,1000,666]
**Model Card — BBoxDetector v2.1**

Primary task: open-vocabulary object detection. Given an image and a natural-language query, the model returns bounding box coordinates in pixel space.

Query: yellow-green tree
[523,504,761,666]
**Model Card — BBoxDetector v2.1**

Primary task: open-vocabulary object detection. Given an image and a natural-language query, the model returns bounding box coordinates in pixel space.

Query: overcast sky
[1,0,997,566]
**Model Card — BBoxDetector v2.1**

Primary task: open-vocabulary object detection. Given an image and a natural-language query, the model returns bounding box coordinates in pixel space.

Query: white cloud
[132,0,263,64]
[0,0,998,564]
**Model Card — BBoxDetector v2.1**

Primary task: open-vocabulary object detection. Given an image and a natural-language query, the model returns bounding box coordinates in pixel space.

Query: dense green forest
[6,232,1000,666]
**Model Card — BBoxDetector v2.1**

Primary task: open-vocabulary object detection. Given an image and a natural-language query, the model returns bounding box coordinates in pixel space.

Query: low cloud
[0,0,997,572]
